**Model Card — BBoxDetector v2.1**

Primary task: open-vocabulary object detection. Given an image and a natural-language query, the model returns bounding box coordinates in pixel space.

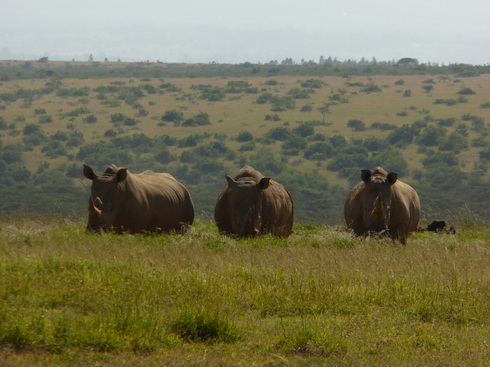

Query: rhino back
[116,171,194,232]
[344,182,366,234]
[261,180,294,236]
[390,180,420,232]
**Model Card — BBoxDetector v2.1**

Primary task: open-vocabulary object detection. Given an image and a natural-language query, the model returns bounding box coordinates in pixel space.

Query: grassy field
[2,71,490,186]
[0,215,489,366]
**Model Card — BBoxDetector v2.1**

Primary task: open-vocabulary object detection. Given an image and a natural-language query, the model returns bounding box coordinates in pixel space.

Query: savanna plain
[1,62,490,366]
[0,215,489,366]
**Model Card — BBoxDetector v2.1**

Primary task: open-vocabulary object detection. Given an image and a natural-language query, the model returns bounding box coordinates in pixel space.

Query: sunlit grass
[0,216,489,366]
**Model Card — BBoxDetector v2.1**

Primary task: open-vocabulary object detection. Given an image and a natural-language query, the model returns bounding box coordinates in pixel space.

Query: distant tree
[329,135,348,148]
[83,114,97,124]
[397,58,418,66]
[293,124,315,137]
[0,144,24,164]
[154,148,173,164]
[318,102,333,123]
[422,151,458,168]
[457,87,476,95]
[347,119,366,131]
[37,57,48,63]
[361,84,382,93]
[39,115,53,124]
[369,149,409,175]
[387,124,420,147]
[439,132,468,153]
[104,129,117,138]
[281,134,307,155]
[162,110,184,126]
[304,142,334,160]
[362,136,389,151]
[235,131,254,142]
[264,127,290,141]
[417,125,447,146]
[182,113,211,127]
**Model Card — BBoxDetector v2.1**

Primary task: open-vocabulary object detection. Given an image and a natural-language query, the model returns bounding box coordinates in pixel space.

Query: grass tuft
[170,308,242,343]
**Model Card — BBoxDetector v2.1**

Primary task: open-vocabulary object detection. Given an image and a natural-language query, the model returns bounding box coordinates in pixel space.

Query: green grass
[0,216,489,366]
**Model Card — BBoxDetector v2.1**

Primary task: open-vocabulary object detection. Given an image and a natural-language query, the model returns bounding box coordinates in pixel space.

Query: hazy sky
[1,0,489,64]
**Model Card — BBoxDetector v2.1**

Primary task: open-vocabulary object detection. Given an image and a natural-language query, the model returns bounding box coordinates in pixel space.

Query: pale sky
[1,0,489,64]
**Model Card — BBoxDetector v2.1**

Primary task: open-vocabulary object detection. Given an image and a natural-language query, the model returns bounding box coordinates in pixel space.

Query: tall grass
[0,216,489,366]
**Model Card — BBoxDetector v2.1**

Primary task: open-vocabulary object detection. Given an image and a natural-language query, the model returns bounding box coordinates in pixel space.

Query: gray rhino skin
[344,166,420,244]
[84,164,194,233]
[214,166,294,237]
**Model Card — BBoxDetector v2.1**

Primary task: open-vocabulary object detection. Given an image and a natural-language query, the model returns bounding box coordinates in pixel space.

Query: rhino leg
[390,224,408,245]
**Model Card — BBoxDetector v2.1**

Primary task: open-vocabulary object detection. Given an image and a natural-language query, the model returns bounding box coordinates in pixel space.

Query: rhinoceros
[214,166,294,237]
[344,166,420,244]
[83,164,195,233]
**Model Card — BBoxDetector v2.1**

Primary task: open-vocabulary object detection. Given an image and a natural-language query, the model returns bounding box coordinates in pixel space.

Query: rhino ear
[361,169,372,183]
[226,175,237,188]
[259,177,271,190]
[116,168,128,182]
[83,165,97,180]
[387,172,398,185]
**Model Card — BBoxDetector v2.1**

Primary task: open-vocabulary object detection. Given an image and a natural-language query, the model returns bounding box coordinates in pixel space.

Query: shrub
[39,115,53,124]
[293,124,315,137]
[264,127,290,141]
[457,87,476,95]
[300,79,324,88]
[304,142,334,160]
[110,113,126,123]
[360,84,382,93]
[347,119,366,131]
[235,131,254,142]
[170,309,241,343]
[182,113,211,127]
[162,110,184,125]
[439,132,469,153]
[83,114,97,124]
[154,149,173,164]
[417,125,447,146]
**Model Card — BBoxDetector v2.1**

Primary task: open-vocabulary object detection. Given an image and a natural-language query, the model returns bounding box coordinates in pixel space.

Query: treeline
[1,59,489,81]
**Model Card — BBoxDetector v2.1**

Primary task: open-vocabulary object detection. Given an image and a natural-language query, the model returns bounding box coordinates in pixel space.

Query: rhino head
[226,175,271,237]
[86,196,102,231]
[361,167,398,233]
[83,164,128,232]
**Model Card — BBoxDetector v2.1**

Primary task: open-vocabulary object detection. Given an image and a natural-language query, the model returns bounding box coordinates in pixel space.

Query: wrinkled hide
[83,164,195,234]
[214,166,294,237]
[344,166,420,244]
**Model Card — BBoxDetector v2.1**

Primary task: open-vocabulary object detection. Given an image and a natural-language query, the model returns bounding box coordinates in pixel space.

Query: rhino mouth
[367,223,389,232]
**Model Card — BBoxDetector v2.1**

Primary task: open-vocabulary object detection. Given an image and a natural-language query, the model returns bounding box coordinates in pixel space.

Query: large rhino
[214,166,294,237]
[344,166,420,244]
[83,164,195,233]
